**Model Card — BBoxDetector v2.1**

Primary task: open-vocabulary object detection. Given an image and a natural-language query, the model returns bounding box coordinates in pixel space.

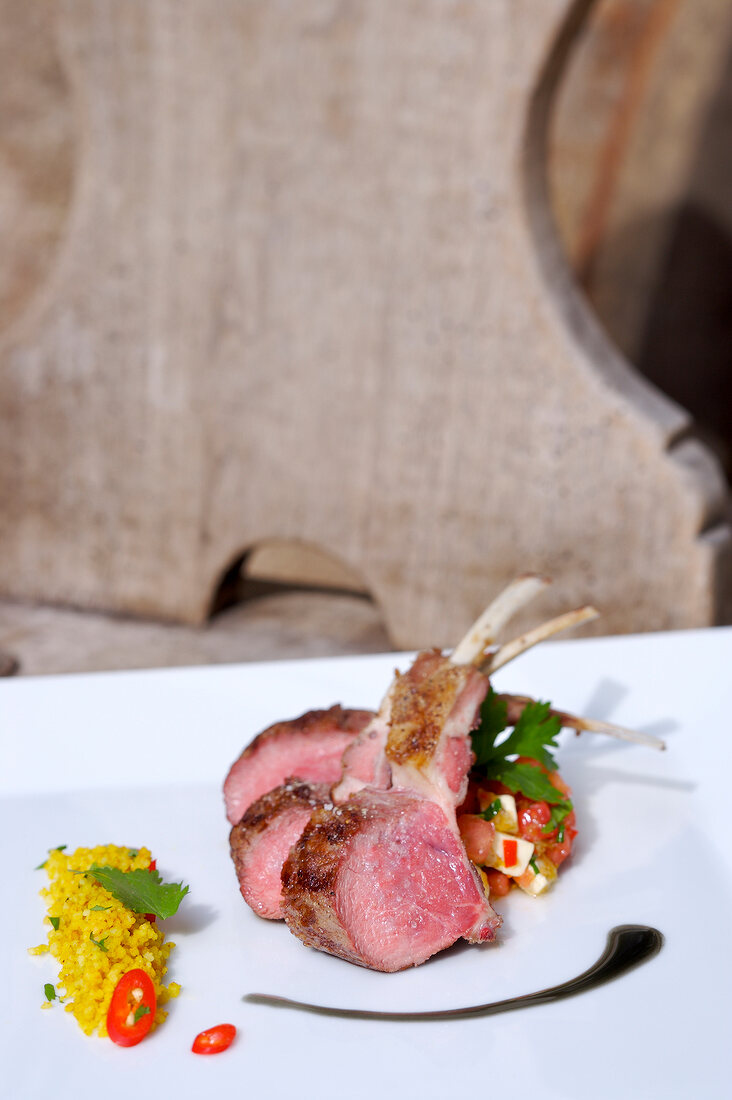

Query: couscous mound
[29,844,180,1038]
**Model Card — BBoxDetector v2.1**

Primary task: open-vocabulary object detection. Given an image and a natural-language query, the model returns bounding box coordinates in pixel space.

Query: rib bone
[498,693,665,751]
[450,574,551,667]
[482,606,599,675]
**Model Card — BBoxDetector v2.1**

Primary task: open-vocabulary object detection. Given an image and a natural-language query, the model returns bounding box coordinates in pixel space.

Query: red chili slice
[191,1023,237,1055]
[107,969,156,1047]
[502,838,518,867]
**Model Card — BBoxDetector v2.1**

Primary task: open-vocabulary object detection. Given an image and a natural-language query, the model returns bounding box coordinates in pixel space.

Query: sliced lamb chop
[223,706,373,825]
[282,649,500,971]
[331,579,533,806]
[386,649,488,816]
[281,788,500,972]
[332,575,557,806]
[230,780,331,920]
[332,711,391,803]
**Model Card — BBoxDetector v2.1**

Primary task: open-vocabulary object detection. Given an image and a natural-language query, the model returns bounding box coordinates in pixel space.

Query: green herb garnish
[35,845,67,870]
[44,983,56,1002]
[529,857,540,875]
[89,932,108,952]
[49,916,60,931]
[84,865,189,920]
[542,803,572,836]
[473,694,561,771]
[89,905,112,912]
[478,798,502,821]
[471,690,572,816]
[134,1004,151,1023]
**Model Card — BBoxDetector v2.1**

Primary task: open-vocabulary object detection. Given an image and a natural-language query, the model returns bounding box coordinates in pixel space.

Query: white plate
[2,628,730,1099]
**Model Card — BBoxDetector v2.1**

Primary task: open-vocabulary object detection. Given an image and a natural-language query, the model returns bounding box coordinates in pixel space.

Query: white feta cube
[491,831,534,877]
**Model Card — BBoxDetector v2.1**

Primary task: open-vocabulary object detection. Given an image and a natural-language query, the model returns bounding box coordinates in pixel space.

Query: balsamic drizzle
[244,924,663,1022]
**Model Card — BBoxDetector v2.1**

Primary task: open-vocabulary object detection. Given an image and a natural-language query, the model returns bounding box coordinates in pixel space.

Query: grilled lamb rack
[224,706,372,825]
[281,650,500,970]
[225,574,662,970]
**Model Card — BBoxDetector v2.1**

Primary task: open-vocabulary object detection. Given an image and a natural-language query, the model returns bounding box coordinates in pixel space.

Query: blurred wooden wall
[0,0,730,675]
[552,0,732,476]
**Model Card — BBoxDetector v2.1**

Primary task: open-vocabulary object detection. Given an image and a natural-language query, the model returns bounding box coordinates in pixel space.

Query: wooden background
[0,0,730,675]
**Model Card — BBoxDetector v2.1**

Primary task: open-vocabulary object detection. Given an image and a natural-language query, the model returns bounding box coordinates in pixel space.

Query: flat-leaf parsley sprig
[77,865,189,920]
[471,689,573,836]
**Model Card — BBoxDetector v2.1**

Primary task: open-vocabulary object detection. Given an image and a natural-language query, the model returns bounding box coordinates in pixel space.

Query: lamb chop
[281,650,500,971]
[230,781,331,919]
[281,788,497,972]
[281,578,661,971]
[227,579,549,937]
[227,576,663,966]
[223,706,372,825]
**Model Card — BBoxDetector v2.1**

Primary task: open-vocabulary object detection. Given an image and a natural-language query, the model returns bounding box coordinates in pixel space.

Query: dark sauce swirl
[245,924,663,1021]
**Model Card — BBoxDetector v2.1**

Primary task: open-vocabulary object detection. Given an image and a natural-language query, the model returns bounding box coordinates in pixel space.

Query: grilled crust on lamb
[333,652,486,808]
[387,650,480,766]
[281,788,500,972]
[281,798,370,965]
[386,650,488,817]
[229,780,331,919]
[223,705,373,825]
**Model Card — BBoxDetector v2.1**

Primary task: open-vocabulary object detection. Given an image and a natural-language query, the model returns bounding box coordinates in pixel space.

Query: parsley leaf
[471,691,509,766]
[471,693,568,807]
[477,699,561,771]
[134,1004,151,1023]
[89,905,111,912]
[44,983,56,1002]
[85,865,189,920]
[89,933,108,952]
[494,761,563,802]
[49,916,60,931]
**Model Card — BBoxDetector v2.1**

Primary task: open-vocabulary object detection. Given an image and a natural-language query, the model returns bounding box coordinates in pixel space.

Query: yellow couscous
[29,844,180,1038]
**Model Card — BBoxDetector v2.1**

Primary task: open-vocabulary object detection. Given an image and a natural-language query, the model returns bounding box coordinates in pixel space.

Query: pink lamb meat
[281,651,501,971]
[281,787,498,972]
[229,781,331,920]
[223,706,373,825]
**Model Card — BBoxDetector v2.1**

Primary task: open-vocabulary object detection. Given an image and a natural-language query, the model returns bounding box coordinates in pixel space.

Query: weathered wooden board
[551,0,732,362]
[0,0,730,650]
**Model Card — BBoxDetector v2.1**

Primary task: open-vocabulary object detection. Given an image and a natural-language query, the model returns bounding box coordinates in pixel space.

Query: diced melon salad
[458,690,577,899]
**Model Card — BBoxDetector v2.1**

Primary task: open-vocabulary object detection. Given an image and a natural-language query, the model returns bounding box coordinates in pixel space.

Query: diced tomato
[458,814,496,864]
[517,799,552,843]
[484,869,512,898]
[192,1024,237,1055]
[458,780,480,815]
[515,867,535,891]
[106,969,156,1047]
[548,770,572,797]
[546,811,577,867]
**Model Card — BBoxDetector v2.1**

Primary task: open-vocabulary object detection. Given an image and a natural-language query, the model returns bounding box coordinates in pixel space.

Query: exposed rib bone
[482,606,599,675]
[450,574,551,667]
[498,693,665,751]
